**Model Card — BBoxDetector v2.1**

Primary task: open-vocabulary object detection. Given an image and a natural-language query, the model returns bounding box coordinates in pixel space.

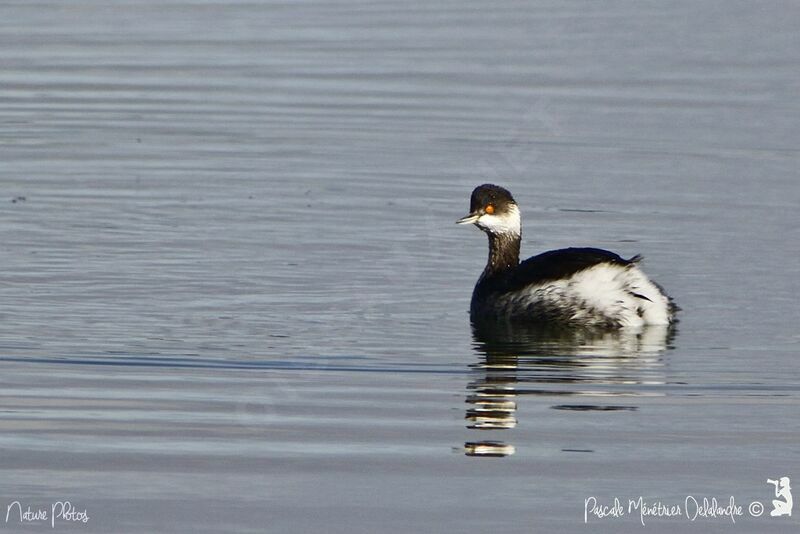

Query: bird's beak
[456,212,481,225]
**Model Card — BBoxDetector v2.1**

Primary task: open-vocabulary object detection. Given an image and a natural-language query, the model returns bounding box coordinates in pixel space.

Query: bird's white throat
[477,203,521,236]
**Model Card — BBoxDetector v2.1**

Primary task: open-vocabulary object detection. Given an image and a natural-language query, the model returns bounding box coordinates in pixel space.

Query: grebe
[457,184,676,329]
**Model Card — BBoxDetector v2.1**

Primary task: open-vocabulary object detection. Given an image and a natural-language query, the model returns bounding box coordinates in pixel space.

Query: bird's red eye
[485,204,495,215]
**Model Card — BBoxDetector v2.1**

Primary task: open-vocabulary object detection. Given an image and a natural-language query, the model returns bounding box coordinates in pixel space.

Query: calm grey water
[1,1,799,532]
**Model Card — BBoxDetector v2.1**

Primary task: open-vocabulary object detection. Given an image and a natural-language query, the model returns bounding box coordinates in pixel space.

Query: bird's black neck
[482,232,521,278]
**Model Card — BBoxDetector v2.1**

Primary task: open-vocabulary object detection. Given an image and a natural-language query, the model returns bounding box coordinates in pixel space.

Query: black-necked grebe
[457,184,676,328]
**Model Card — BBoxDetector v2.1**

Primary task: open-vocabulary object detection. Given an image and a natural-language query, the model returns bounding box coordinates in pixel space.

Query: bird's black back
[487,247,635,293]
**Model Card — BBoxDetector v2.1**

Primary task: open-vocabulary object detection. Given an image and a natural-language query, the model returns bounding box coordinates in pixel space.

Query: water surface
[1,1,799,532]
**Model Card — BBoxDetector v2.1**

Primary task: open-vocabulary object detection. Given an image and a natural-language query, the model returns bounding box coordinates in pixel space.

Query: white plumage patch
[495,262,672,328]
[476,204,521,236]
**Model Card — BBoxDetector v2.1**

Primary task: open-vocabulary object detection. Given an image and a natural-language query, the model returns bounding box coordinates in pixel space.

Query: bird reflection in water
[464,320,675,458]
